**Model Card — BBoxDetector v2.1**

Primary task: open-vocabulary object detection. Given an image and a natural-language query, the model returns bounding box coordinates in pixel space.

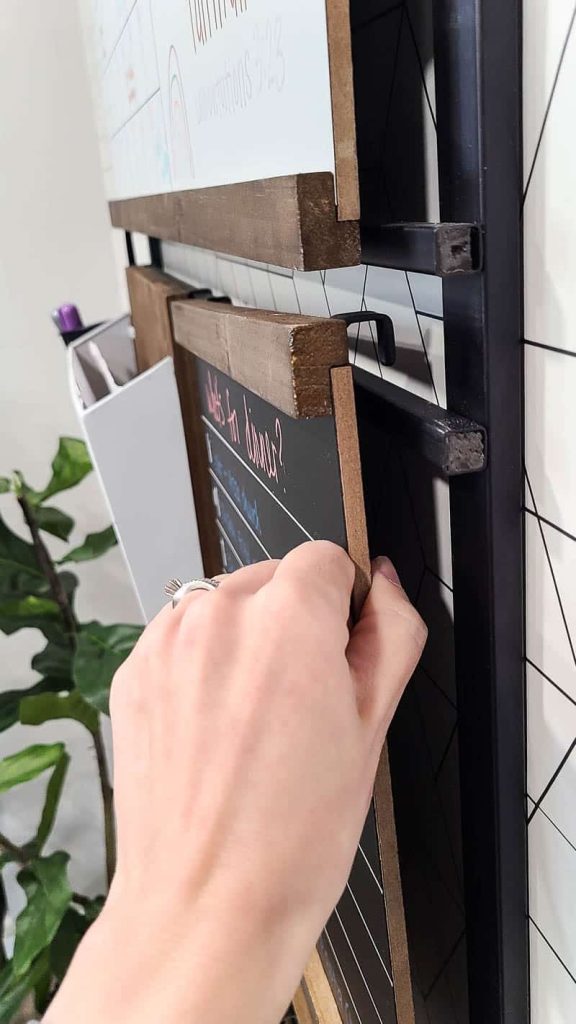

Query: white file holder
[67,316,204,621]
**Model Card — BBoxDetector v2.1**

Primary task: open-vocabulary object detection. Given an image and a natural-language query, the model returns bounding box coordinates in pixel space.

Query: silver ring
[164,577,220,608]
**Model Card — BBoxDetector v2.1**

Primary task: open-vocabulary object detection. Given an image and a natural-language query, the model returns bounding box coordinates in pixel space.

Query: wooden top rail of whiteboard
[111,172,360,271]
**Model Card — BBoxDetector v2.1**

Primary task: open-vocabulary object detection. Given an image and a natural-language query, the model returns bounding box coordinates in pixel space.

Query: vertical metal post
[125,230,135,266]
[149,236,163,269]
[433,2,528,1022]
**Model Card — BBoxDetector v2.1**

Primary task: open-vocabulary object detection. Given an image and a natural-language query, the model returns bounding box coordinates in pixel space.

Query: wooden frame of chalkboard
[170,297,415,1024]
[108,0,360,271]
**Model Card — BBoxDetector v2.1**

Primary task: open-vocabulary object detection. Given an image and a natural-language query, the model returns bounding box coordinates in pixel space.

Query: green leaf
[0,956,47,1024]
[0,743,65,793]
[50,898,103,982]
[32,637,73,680]
[34,505,74,541]
[0,479,10,495]
[0,516,43,600]
[74,622,143,715]
[34,750,70,852]
[0,595,61,636]
[0,677,68,734]
[20,691,98,734]
[32,948,52,1015]
[35,438,92,504]
[59,524,117,564]
[0,852,13,871]
[12,853,72,977]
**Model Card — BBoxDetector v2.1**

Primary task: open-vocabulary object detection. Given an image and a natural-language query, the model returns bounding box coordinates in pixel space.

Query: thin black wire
[352,2,405,36]
[422,929,466,1002]
[405,272,440,404]
[404,3,437,132]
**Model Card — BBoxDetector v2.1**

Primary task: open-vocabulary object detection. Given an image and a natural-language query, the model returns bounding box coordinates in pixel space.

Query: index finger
[271,540,356,616]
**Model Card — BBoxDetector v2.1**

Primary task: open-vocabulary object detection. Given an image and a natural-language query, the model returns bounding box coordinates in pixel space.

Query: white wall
[0,0,141,935]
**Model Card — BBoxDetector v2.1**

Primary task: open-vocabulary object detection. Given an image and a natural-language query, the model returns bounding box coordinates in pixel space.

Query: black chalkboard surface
[196,358,347,570]
[195,358,401,1024]
[170,299,413,1024]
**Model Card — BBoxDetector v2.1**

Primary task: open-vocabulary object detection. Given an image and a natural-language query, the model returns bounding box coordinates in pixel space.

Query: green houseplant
[0,438,142,1021]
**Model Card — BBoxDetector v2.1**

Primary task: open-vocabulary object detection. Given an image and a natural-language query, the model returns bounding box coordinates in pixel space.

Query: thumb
[347,557,428,734]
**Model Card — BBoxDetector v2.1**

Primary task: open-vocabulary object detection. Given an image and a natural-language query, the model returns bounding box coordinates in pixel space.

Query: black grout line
[525,657,576,709]
[523,2,576,205]
[405,273,440,404]
[524,507,576,545]
[530,917,576,986]
[404,4,437,132]
[525,470,576,670]
[528,738,576,823]
[524,338,576,358]
[528,799,576,856]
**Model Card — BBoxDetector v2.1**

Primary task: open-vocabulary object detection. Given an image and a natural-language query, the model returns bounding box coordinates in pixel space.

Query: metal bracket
[331,311,396,366]
[354,366,487,476]
[361,222,483,276]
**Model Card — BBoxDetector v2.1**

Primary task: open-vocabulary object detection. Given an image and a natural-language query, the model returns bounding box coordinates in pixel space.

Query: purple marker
[58,304,84,333]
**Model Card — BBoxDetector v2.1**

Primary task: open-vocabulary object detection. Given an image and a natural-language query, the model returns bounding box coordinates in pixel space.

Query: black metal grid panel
[432,2,527,1022]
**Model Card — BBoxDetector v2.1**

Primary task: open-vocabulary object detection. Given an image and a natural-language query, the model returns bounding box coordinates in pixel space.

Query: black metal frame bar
[354,366,486,477]
[431,2,528,1022]
[361,222,482,276]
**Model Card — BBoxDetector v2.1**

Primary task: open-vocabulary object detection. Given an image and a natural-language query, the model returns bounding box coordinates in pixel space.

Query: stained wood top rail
[170,299,350,418]
[110,173,360,272]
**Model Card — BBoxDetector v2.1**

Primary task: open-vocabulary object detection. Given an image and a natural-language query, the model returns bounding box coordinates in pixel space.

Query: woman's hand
[48,542,426,1024]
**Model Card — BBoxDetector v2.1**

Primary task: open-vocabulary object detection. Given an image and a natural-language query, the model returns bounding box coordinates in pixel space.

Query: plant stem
[17,495,117,885]
[93,727,115,887]
[0,831,27,864]
[18,497,77,639]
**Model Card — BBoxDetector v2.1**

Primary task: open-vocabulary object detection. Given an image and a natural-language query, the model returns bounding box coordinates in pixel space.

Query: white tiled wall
[524,3,576,1020]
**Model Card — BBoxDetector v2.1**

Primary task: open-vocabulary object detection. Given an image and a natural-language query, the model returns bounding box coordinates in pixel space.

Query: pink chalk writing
[243,396,283,483]
[205,370,240,445]
[204,368,285,483]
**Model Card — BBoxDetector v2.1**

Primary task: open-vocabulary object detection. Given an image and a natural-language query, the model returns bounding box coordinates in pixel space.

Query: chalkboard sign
[81,0,360,269]
[171,298,415,1024]
[197,356,347,568]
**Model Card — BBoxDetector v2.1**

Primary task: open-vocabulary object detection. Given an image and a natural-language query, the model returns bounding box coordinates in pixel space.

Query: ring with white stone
[164,577,220,608]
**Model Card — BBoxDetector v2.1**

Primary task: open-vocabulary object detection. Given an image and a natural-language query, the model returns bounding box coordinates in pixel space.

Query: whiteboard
[84,0,337,202]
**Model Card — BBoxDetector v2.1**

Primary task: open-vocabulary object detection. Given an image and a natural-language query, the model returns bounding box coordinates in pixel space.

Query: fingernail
[373,556,402,587]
